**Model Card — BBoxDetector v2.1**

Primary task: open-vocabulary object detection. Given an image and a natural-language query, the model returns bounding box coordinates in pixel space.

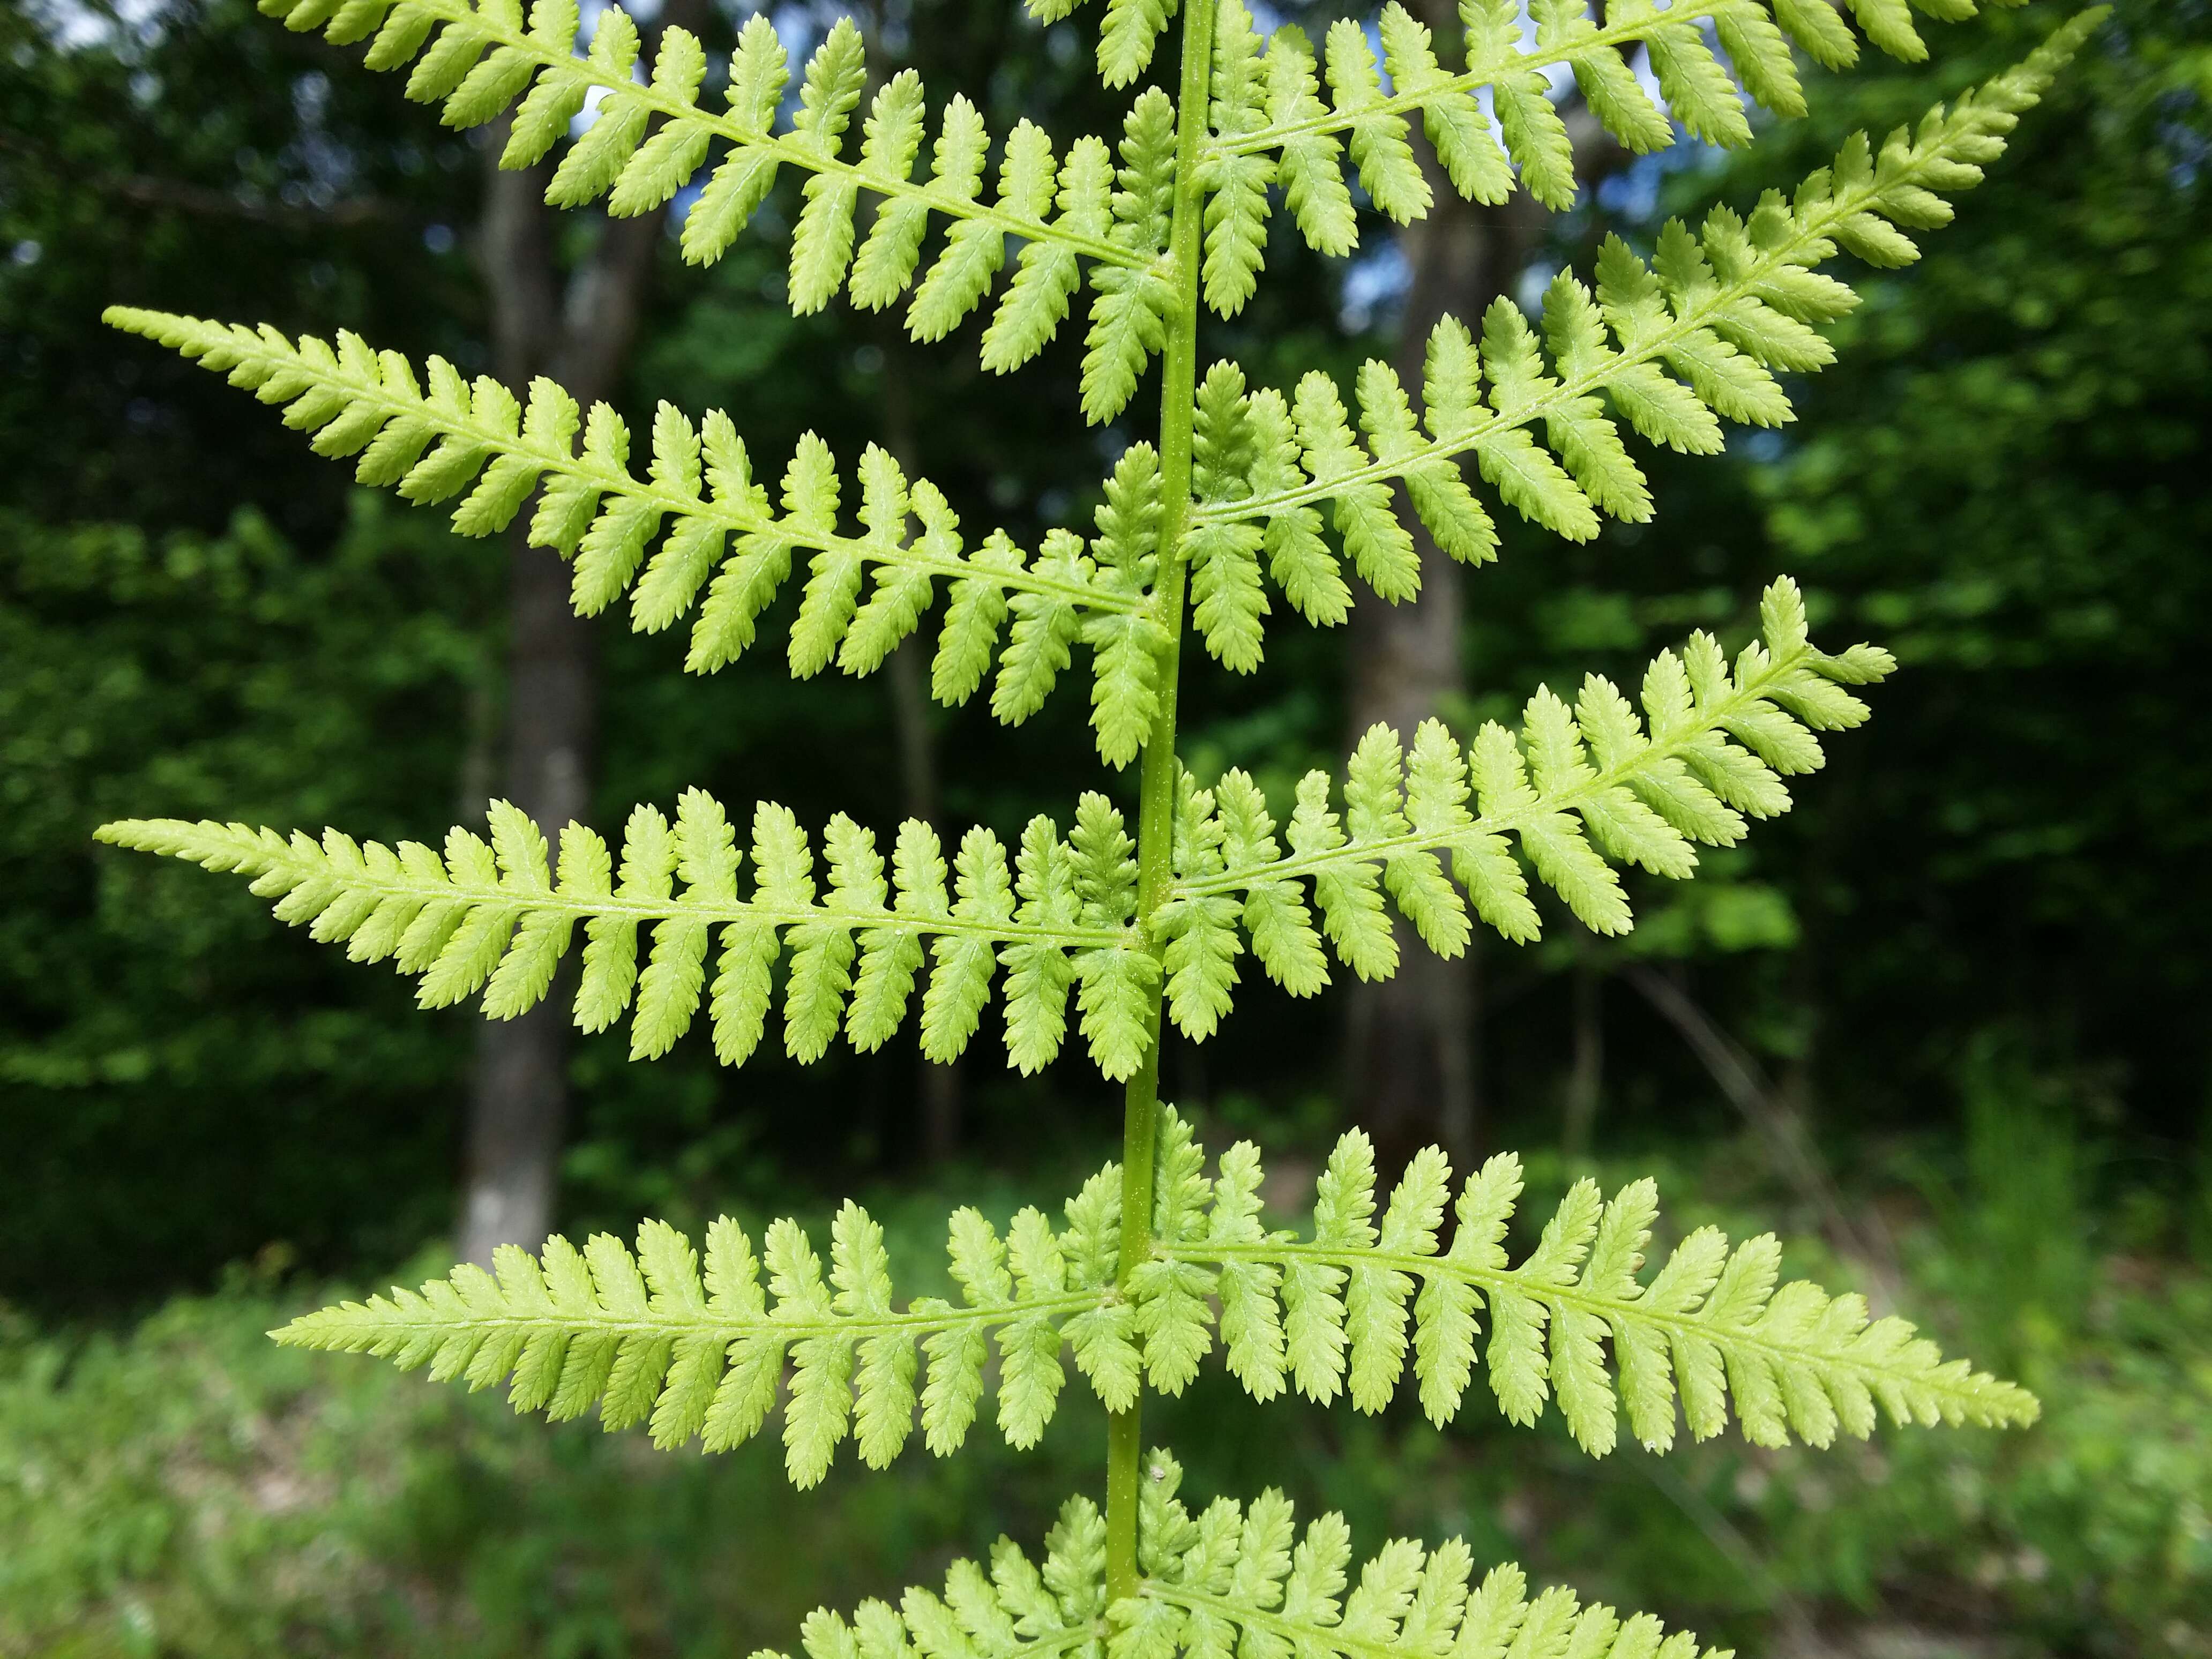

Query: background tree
[457,0,713,1267]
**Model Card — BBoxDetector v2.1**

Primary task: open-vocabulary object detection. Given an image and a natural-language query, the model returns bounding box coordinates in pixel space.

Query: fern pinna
[102,0,2098,1647]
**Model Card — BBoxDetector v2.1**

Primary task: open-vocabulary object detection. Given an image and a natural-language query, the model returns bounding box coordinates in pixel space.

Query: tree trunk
[1343,38,1621,1176]
[1343,82,1545,1178]
[1562,950,1604,1160]
[871,319,965,1166]
[457,0,706,1265]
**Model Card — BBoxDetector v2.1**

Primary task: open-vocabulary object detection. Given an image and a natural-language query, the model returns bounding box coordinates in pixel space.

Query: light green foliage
[8,1252,2198,1659]
[272,1186,1132,1485]
[101,310,1165,759]
[1180,53,2082,666]
[1080,92,1180,424]
[1139,1115,2038,1455]
[1157,580,1893,1021]
[1030,0,1182,89]
[96,0,2102,1648]
[1195,0,2009,252]
[98,788,1159,1077]
[251,0,1153,386]
[746,1458,1733,1659]
[1105,1452,1730,1659]
[253,1102,2035,1474]
[763,1493,1109,1659]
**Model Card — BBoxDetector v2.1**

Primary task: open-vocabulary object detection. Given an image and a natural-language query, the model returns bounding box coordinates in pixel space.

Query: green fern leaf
[1200,1,1274,319]
[240,0,1149,368]
[104,310,1163,733]
[1382,4,1512,204]
[1098,0,1177,88]
[1086,1457,1743,1659]
[1177,34,2084,642]
[274,1178,1153,1483]
[101,788,1139,1072]
[1325,19,1426,225]
[847,73,930,311]
[1194,0,2013,260]
[1262,25,1356,257]
[1082,274,1170,428]
[1137,1117,2036,1449]
[1151,580,1890,968]
[114,0,2096,1583]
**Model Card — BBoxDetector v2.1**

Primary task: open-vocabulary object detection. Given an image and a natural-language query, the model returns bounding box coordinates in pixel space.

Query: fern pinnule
[1192,0,2032,273]
[100,308,1177,756]
[98,788,1167,1077]
[248,0,1178,397]
[1139,1117,2039,1455]
[1181,29,2091,668]
[274,1174,1140,1485]
[1149,579,1890,1034]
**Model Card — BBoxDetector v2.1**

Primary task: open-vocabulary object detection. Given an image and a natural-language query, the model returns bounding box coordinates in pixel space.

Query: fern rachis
[97,0,2103,1647]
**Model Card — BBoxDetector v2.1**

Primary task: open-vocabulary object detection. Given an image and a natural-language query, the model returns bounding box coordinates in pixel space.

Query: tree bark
[1344,40,1623,1176]
[855,0,967,1168]
[457,0,707,1265]
[886,630,963,1163]
[1562,950,1604,1159]
[1343,64,1546,1177]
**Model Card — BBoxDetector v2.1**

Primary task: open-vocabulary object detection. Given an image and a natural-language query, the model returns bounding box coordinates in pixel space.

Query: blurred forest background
[3,0,2210,1654]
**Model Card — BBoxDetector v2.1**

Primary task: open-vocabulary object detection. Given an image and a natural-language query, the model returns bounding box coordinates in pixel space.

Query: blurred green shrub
[0,498,493,1307]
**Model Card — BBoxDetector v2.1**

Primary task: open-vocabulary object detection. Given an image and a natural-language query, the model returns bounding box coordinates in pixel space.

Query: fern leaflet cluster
[1152,579,1888,1039]
[1065,0,1989,158]
[96,0,2097,1634]
[98,788,1192,1077]
[1118,1451,1728,1659]
[1184,27,2091,660]
[275,1173,1140,1486]
[1138,1114,2038,1454]
[780,1494,1110,1659]
[273,1108,2035,1481]
[100,309,1168,753]
[101,23,2084,760]
[245,0,1198,420]
[749,1455,1736,1659]
[102,582,1880,1065]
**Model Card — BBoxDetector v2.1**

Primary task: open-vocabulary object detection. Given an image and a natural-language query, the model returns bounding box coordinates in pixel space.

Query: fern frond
[1151,581,1887,1023]
[1114,1451,1731,1659]
[1200,0,2048,259]
[275,1178,1140,1486]
[746,1459,1729,1659]
[98,787,1170,1079]
[103,309,1161,743]
[248,0,1148,371]
[773,1493,1109,1659]
[1024,0,1180,91]
[1183,22,2093,647]
[1134,1118,2037,1454]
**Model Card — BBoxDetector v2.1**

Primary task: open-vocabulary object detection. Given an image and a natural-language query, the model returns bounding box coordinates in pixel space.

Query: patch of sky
[34,0,169,51]
[1338,242,1408,335]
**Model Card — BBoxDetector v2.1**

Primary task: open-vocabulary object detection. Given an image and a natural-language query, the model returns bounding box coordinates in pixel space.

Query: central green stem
[1105,0,1219,1608]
